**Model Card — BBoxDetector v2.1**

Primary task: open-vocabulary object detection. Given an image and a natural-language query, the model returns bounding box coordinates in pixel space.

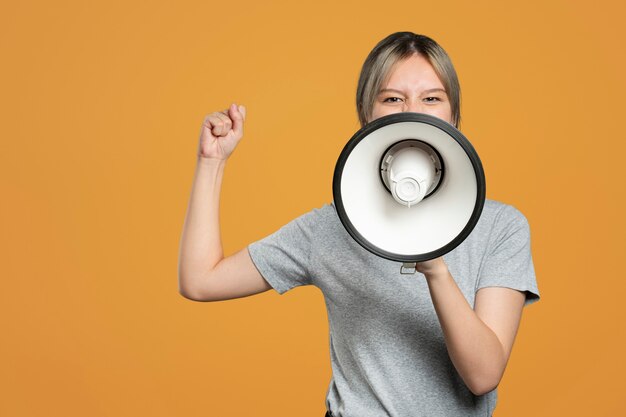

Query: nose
[404,99,422,114]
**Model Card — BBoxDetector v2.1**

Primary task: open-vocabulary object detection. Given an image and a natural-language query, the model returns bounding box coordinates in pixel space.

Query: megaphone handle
[400,262,417,274]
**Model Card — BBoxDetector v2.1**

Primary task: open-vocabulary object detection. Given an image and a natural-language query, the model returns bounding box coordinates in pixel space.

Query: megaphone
[333,112,485,263]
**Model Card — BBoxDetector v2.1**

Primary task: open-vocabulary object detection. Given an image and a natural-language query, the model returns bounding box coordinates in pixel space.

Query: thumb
[229,103,245,136]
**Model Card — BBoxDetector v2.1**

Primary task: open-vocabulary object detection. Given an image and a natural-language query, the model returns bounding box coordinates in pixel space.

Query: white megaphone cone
[333,112,485,263]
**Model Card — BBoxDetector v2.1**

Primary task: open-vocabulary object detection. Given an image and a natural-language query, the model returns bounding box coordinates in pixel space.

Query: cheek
[437,108,452,122]
[370,104,382,120]
[370,104,393,122]
[425,105,453,124]
[442,103,453,123]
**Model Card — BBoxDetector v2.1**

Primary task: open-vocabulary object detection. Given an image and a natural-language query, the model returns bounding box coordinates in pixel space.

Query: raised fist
[198,103,246,160]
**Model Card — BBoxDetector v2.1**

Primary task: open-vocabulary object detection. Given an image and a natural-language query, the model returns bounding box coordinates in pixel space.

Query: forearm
[178,157,226,296]
[425,267,506,395]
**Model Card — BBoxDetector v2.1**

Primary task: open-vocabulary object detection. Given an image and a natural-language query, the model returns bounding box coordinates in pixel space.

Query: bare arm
[178,104,272,301]
[417,258,526,396]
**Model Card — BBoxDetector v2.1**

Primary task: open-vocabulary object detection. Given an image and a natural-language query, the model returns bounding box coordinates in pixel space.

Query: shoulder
[292,202,336,227]
[462,199,532,252]
[294,202,344,227]
[482,198,526,219]
[479,199,531,230]
[474,200,540,305]
[264,202,338,243]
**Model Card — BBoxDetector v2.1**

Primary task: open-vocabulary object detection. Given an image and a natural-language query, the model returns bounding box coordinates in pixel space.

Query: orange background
[2,0,625,416]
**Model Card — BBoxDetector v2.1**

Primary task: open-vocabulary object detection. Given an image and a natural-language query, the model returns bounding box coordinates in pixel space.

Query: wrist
[197,156,227,168]
[423,267,450,282]
[417,258,450,281]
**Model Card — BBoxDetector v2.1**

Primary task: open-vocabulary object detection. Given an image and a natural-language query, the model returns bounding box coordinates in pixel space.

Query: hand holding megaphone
[198,103,247,160]
[415,257,447,276]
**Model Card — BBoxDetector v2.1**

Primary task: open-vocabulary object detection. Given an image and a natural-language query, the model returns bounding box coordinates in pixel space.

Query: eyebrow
[378,88,447,95]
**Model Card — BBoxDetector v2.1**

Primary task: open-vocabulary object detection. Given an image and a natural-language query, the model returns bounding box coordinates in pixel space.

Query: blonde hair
[356,32,461,128]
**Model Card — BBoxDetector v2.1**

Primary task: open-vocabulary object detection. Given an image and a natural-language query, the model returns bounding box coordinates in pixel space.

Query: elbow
[467,380,499,396]
[179,286,204,302]
[178,272,211,302]
[464,370,503,396]
[462,348,508,396]
[179,285,214,302]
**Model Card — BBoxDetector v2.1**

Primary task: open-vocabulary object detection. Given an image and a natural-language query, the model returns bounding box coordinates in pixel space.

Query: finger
[225,105,246,120]
[215,112,233,134]
[229,103,245,136]
[201,114,218,137]
[203,114,223,136]
[202,114,216,128]
[210,112,232,136]
[204,113,225,127]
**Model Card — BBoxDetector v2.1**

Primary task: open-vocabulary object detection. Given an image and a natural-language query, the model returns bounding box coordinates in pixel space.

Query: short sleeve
[477,205,540,306]
[247,208,320,295]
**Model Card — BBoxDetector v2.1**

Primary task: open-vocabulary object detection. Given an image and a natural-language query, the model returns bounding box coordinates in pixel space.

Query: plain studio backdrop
[1,1,624,416]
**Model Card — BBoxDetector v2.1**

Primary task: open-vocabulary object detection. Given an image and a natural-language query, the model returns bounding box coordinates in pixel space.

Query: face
[369,53,453,125]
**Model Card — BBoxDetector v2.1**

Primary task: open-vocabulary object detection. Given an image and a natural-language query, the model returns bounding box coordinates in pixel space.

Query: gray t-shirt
[248,199,540,417]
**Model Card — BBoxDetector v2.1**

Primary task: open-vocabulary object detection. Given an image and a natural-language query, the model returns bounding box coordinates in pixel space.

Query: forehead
[382,54,444,90]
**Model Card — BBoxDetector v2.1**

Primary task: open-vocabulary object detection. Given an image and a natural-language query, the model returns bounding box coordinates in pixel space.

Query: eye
[383,97,403,103]
[423,97,441,103]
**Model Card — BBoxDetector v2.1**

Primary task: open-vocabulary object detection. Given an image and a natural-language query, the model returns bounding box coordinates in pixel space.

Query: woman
[178,32,540,417]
